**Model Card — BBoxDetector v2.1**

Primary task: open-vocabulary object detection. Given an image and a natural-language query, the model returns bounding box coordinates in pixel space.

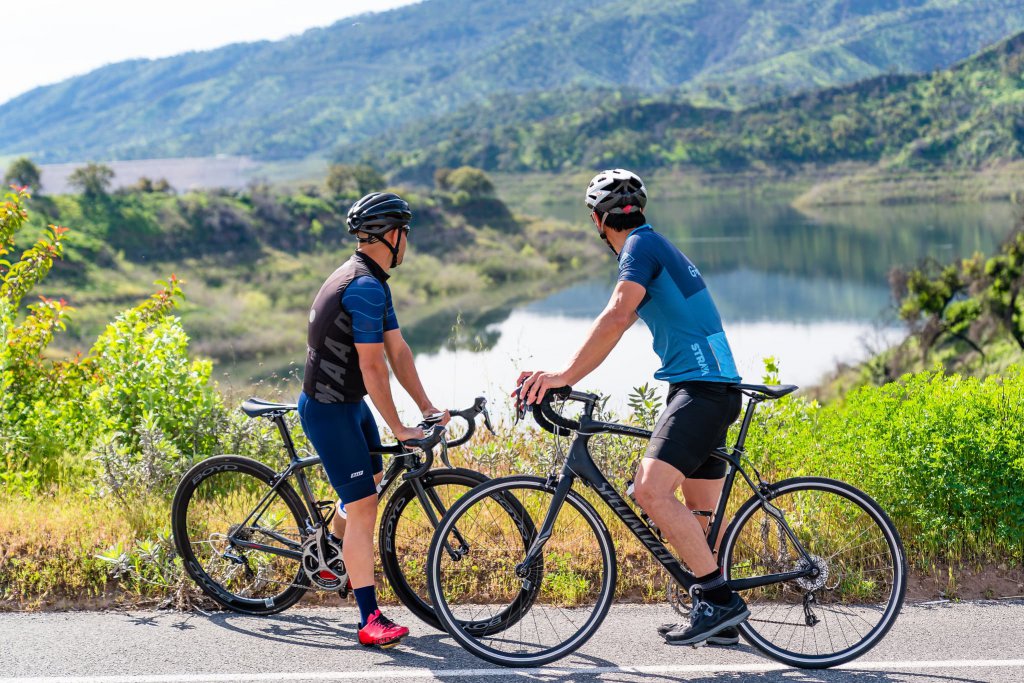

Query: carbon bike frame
[519,391,817,594]
[226,407,472,562]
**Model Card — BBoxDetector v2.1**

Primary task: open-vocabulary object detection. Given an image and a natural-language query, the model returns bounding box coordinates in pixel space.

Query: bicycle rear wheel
[427,476,616,667]
[171,455,309,614]
[720,477,906,668]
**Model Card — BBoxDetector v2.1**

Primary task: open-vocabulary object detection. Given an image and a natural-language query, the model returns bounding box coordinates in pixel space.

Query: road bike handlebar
[445,396,495,448]
[401,424,447,480]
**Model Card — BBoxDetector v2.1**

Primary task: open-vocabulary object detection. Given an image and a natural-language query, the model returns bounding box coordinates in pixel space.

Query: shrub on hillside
[744,366,1024,561]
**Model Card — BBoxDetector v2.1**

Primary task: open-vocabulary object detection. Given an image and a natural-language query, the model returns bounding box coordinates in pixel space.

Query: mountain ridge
[5,0,1024,162]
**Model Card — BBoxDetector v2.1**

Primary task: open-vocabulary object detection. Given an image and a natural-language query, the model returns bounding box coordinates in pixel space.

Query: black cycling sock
[695,569,732,606]
[354,585,378,628]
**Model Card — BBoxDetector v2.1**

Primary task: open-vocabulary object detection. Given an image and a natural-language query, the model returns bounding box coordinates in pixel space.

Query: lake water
[393,197,1014,418]
[225,196,1015,421]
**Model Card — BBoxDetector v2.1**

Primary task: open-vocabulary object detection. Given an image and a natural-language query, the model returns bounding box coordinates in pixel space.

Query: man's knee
[343,492,378,522]
[634,462,682,509]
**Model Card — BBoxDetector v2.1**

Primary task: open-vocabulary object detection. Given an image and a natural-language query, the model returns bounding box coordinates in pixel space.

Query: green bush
[743,366,1024,562]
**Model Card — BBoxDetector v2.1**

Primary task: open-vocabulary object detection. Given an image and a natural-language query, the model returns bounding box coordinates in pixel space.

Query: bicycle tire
[720,476,906,669]
[379,468,486,629]
[427,476,617,667]
[381,467,540,634]
[171,455,310,615]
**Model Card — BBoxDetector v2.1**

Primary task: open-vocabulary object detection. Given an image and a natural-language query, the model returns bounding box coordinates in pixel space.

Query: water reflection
[228,196,1017,417]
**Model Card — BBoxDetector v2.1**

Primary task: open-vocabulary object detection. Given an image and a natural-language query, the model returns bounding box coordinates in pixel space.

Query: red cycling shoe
[358,610,409,649]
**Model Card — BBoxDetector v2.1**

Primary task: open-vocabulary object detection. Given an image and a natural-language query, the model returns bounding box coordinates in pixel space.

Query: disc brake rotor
[794,554,831,592]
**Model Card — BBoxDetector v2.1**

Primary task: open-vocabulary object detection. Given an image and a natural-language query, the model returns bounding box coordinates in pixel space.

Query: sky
[2,0,420,105]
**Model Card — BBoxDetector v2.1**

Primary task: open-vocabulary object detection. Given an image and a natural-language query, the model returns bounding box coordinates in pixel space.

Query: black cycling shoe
[664,594,749,647]
[659,623,740,645]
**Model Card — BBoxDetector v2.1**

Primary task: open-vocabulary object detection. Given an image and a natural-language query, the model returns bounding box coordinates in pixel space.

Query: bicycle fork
[514,472,573,586]
[410,477,473,561]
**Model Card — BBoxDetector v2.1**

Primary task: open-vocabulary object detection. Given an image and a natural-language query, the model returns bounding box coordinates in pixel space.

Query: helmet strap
[388,228,404,268]
[596,213,618,255]
[355,229,403,268]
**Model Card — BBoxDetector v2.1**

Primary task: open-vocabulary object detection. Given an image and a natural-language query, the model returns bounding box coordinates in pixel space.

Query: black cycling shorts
[645,381,741,479]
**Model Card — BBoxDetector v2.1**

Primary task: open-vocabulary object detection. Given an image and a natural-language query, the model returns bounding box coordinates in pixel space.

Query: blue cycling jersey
[617,224,741,384]
[342,275,399,344]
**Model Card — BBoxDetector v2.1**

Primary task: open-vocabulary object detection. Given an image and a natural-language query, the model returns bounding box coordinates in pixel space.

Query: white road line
[6,660,1024,683]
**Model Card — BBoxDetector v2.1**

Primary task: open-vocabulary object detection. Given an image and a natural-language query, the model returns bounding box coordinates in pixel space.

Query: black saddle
[241,397,298,418]
[733,383,799,399]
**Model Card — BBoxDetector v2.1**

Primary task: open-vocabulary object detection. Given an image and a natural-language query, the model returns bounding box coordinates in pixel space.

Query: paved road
[1,601,1022,682]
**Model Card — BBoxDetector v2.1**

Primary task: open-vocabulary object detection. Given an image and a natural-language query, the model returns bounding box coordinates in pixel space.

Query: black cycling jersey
[302,252,397,403]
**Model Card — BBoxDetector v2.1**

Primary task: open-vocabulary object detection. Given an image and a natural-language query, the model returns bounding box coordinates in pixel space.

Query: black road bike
[426,385,906,668]
[171,395,533,631]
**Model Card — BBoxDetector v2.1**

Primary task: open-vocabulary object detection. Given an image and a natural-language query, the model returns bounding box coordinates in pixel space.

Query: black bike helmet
[584,169,647,215]
[346,192,411,237]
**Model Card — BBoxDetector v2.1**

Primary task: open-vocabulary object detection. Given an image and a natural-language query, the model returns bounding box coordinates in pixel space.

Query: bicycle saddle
[241,397,298,418]
[733,383,799,399]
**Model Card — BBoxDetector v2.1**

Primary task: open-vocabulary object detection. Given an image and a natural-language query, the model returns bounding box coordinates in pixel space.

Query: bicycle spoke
[430,479,614,665]
[725,480,904,666]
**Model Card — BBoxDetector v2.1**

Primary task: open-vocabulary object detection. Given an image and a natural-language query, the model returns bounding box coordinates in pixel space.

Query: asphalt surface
[1,601,1022,682]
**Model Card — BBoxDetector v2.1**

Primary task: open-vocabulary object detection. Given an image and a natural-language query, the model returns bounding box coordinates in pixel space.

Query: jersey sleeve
[617,233,662,288]
[383,284,400,332]
[342,276,389,343]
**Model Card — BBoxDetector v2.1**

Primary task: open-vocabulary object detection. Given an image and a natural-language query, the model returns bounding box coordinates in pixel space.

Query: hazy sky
[3,1,420,105]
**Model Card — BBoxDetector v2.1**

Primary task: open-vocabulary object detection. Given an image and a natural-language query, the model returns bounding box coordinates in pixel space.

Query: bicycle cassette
[794,554,833,593]
[302,530,348,591]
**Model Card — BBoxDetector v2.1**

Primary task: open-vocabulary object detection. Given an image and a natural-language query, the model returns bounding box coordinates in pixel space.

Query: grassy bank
[794,162,1024,207]
[3,364,1023,611]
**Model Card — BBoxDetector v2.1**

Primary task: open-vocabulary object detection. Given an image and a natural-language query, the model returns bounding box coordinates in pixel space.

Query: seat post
[273,414,300,461]
[733,395,760,451]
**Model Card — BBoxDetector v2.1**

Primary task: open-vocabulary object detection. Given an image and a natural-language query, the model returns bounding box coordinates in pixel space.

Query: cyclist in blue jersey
[300,192,449,648]
[517,169,748,647]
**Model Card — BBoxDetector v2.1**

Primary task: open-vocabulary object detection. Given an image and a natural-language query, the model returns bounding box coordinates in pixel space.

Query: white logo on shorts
[351,470,364,478]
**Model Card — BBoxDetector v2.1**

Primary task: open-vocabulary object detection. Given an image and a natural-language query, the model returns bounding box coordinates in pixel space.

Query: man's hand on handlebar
[421,405,451,427]
[395,425,426,442]
[514,370,570,405]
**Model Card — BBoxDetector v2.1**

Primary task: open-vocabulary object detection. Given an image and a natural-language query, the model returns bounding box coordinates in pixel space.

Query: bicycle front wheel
[171,455,309,614]
[427,476,617,667]
[720,477,906,668]
[380,467,491,630]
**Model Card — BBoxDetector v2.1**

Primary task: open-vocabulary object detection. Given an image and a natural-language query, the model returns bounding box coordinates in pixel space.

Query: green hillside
[22,169,605,374]
[3,0,1024,162]
[368,30,1024,176]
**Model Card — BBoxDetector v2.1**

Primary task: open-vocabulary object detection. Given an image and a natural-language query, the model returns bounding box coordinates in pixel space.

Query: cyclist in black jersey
[300,192,450,648]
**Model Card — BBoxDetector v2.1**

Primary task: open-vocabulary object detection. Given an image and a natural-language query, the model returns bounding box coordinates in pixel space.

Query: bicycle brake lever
[514,384,527,423]
[482,405,496,435]
[439,437,453,469]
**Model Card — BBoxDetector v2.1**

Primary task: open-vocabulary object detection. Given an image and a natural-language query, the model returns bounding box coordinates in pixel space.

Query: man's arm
[356,341,423,442]
[383,329,449,423]
[520,280,645,404]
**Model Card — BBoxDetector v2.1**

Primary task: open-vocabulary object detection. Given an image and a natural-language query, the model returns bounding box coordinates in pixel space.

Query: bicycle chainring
[301,527,348,591]
[666,579,691,616]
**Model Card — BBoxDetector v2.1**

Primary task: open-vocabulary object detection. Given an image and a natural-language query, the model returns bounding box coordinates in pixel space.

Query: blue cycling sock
[353,586,378,628]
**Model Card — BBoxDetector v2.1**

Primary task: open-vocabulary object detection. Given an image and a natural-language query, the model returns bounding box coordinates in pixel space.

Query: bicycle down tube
[520,389,818,594]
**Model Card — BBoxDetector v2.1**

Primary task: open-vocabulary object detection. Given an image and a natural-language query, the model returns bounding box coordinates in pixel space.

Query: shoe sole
[658,624,740,645]
[664,610,750,647]
[360,637,403,649]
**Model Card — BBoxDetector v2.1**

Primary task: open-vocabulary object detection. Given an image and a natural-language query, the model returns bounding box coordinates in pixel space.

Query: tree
[326,164,385,197]
[4,157,41,193]
[446,166,494,197]
[68,163,115,199]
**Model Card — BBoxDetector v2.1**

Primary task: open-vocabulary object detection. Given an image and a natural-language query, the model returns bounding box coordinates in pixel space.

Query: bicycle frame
[519,392,817,594]
[225,411,425,562]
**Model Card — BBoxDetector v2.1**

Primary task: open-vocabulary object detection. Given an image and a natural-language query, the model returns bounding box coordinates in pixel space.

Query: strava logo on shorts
[351,470,364,478]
